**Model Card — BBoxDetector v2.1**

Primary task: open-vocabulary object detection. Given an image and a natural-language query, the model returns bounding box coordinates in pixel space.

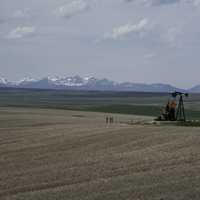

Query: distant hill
[0,77,9,87]
[189,85,200,93]
[0,75,194,93]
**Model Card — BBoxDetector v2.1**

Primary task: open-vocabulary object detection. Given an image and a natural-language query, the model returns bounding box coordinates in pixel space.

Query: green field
[0,88,200,120]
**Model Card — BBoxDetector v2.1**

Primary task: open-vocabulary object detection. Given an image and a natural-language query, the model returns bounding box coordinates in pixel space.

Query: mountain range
[0,75,199,93]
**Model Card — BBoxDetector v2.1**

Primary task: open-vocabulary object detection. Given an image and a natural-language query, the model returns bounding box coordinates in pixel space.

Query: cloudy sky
[0,0,200,88]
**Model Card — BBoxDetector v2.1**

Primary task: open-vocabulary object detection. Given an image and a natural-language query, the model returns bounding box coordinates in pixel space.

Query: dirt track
[0,107,200,200]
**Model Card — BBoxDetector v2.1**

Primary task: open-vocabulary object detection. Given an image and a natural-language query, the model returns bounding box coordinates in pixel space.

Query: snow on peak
[47,76,60,82]
[83,76,95,83]
[17,77,37,85]
[53,76,85,86]
[0,77,8,84]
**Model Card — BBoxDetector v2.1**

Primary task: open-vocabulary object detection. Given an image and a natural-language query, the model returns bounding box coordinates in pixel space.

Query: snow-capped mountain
[17,77,38,85]
[0,77,8,86]
[0,75,191,93]
[52,76,89,87]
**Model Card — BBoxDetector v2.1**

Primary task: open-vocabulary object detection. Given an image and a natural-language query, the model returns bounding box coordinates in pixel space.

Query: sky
[0,0,200,88]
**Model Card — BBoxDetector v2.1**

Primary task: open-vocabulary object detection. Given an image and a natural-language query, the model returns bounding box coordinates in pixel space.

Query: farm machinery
[157,91,189,122]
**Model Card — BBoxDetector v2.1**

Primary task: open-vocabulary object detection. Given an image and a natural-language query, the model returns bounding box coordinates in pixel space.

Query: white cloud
[104,19,148,40]
[6,26,36,39]
[54,0,89,18]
